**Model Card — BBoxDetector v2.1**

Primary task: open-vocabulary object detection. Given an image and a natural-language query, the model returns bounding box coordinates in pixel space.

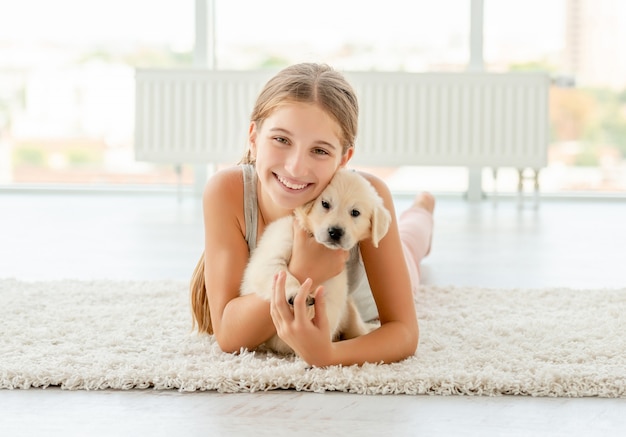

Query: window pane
[0,0,194,187]
[215,0,469,71]
[484,0,626,193]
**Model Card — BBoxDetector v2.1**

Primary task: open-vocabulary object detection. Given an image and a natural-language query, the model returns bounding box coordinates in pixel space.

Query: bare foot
[412,192,435,214]
[412,192,435,257]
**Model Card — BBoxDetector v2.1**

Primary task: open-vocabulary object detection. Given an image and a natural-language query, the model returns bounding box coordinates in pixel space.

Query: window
[483,0,626,194]
[1,0,624,194]
[214,0,469,72]
[0,0,195,187]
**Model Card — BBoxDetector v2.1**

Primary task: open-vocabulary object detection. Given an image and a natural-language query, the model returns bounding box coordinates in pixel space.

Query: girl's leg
[398,192,435,296]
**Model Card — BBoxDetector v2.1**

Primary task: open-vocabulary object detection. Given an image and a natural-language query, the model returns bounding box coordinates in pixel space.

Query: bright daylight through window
[0,0,625,194]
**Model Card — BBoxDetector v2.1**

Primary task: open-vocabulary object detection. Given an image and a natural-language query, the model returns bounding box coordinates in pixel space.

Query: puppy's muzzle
[328,226,344,242]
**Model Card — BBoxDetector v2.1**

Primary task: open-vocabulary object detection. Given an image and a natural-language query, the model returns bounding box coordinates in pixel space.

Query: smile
[276,174,309,191]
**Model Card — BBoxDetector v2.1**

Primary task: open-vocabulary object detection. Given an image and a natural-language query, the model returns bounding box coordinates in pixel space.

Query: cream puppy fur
[240,169,391,354]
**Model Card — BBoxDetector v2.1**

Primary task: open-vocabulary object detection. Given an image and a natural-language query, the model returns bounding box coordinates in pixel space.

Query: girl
[190,63,434,367]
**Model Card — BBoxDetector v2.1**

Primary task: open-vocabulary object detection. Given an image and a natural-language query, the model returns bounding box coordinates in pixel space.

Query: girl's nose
[284,149,307,176]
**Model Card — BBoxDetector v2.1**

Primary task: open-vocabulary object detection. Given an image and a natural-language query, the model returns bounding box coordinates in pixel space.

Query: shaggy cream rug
[1,279,625,397]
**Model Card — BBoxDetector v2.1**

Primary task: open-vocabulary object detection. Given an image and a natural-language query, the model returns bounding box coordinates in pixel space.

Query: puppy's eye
[351,209,360,217]
[321,200,330,209]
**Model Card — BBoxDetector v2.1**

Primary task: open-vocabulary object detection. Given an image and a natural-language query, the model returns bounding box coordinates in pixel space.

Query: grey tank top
[240,164,378,321]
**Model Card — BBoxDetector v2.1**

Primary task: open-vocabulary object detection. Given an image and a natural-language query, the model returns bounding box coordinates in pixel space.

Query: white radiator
[134,69,549,171]
[135,70,273,164]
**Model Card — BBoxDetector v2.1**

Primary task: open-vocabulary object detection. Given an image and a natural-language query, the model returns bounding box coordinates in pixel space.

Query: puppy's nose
[328,226,344,242]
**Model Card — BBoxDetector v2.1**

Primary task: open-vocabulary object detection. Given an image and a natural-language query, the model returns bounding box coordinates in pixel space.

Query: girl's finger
[312,285,328,331]
[292,278,313,321]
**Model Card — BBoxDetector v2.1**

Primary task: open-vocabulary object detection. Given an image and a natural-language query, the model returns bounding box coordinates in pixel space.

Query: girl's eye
[351,209,361,217]
[321,200,330,209]
[313,148,329,156]
[274,137,289,144]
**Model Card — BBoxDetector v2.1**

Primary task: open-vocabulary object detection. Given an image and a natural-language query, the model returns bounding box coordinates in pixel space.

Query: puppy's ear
[370,202,391,247]
[293,198,316,232]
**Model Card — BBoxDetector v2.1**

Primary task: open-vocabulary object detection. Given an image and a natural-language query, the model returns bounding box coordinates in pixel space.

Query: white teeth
[277,175,307,190]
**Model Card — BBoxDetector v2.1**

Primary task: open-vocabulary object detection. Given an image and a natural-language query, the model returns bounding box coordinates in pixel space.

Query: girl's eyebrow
[268,127,338,150]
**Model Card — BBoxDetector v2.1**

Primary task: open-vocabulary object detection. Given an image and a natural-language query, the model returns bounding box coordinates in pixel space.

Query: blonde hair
[191,63,359,334]
[190,253,211,333]
[240,62,359,164]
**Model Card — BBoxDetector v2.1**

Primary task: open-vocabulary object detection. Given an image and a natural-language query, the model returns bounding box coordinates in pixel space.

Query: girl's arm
[271,173,419,366]
[202,168,276,352]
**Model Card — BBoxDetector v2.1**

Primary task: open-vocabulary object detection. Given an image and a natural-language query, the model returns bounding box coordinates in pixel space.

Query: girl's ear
[339,147,354,168]
[248,122,258,158]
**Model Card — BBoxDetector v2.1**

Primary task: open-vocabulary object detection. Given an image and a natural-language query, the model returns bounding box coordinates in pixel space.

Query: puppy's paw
[283,275,316,319]
[286,293,316,320]
[286,294,316,307]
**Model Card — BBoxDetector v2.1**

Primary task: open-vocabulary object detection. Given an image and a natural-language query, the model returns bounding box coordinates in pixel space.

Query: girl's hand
[288,222,349,287]
[270,271,335,366]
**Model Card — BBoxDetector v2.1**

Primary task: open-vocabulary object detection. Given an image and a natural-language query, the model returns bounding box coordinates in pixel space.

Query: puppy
[240,169,391,354]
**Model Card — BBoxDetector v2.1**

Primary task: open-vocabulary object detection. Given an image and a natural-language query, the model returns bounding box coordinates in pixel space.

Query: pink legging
[398,206,433,297]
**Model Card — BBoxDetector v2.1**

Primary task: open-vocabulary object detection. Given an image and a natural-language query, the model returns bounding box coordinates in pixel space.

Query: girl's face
[249,102,353,212]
